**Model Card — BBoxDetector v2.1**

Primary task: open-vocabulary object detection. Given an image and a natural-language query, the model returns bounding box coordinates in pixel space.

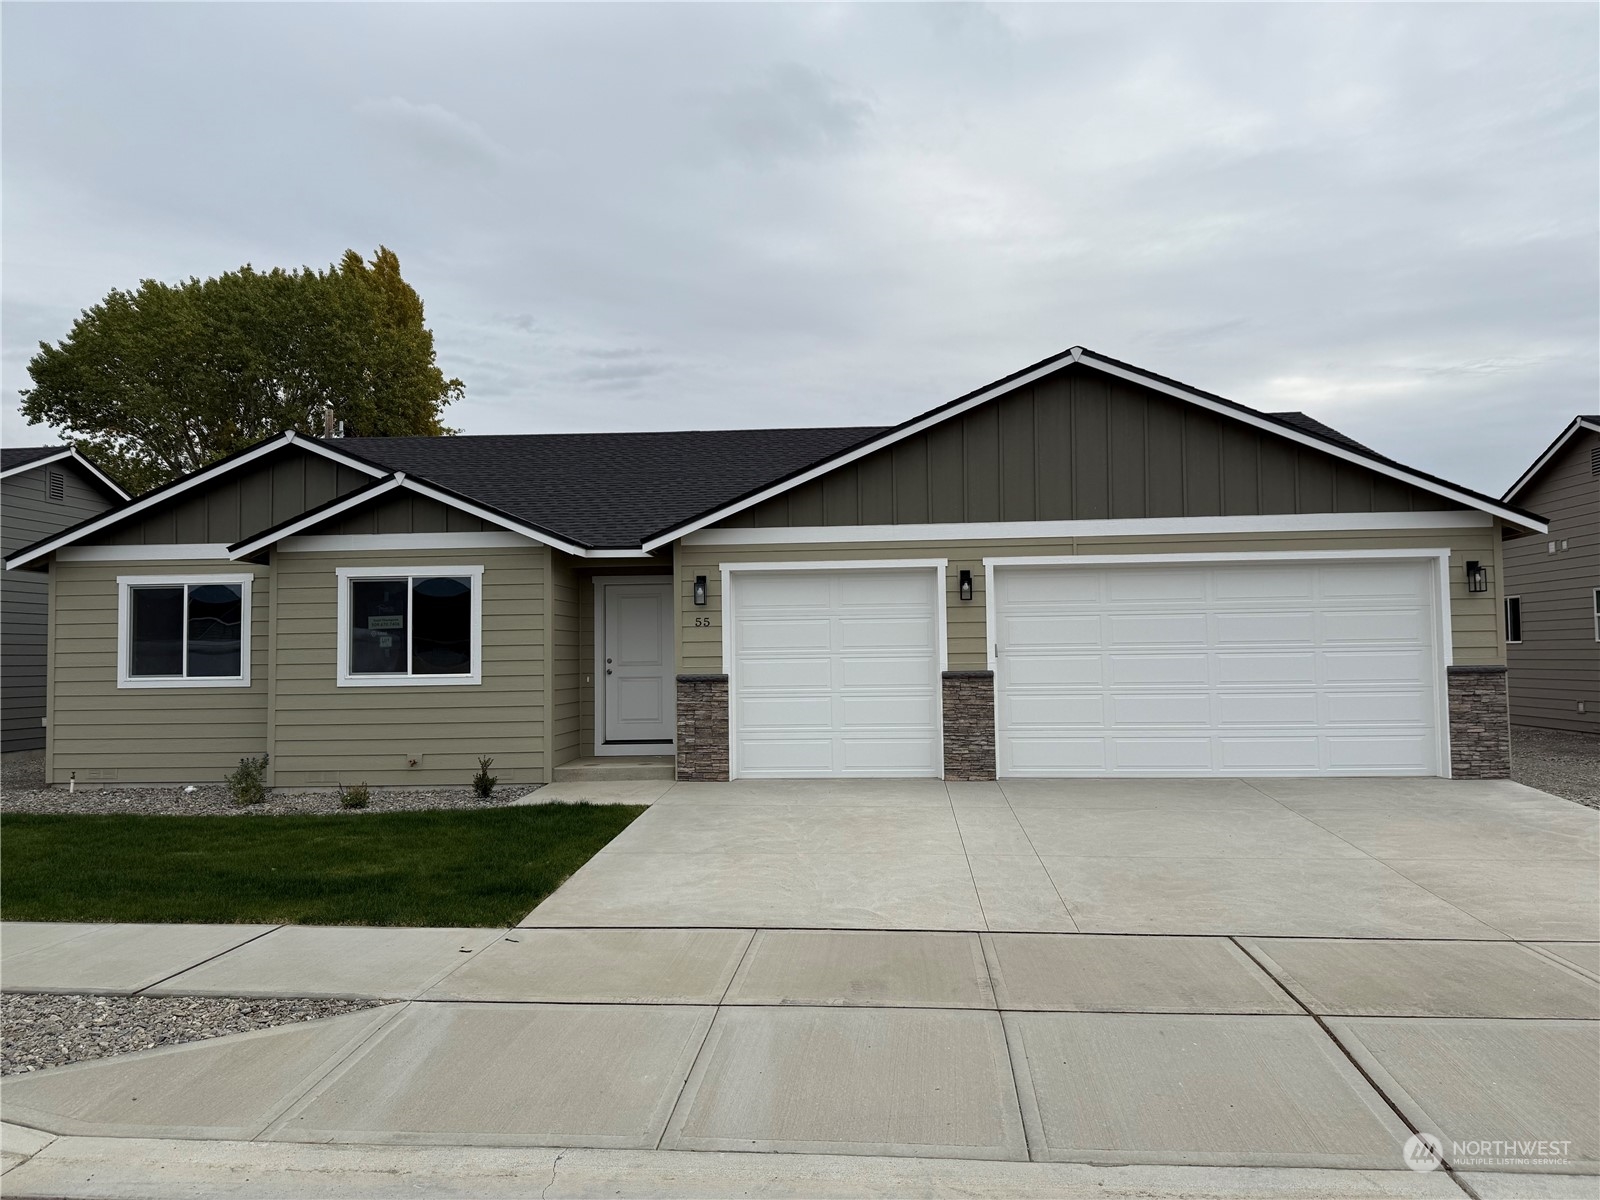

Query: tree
[19,247,463,494]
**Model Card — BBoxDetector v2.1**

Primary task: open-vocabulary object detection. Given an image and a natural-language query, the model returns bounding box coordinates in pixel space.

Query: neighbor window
[1505,596,1522,645]
[1594,589,1599,641]
[337,566,482,686]
[117,576,251,687]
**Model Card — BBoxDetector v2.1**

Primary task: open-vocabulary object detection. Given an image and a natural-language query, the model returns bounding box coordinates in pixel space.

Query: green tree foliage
[20,247,462,494]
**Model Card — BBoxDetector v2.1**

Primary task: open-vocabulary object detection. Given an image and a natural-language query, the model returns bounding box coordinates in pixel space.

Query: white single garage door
[995,558,1443,777]
[730,568,941,778]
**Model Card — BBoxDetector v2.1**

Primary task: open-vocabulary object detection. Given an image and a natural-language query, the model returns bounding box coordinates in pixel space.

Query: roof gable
[1503,416,1600,503]
[0,446,129,502]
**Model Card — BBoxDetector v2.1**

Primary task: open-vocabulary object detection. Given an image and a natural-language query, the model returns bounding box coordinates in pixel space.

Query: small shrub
[226,754,269,806]
[339,782,371,810]
[472,755,497,799]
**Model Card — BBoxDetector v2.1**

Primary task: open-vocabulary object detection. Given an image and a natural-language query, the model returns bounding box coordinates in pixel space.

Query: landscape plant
[225,754,269,806]
[472,755,497,799]
[339,782,371,810]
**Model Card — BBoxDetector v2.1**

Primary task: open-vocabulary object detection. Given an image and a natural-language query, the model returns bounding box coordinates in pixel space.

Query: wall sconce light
[693,575,708,606]
[1464,561,1488,594]
[958,569,973,602]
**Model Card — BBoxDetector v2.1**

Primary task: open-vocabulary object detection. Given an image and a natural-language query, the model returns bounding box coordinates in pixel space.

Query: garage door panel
[1005,694,1105,728]
[997,561,1441,778]
[732,568,939,779]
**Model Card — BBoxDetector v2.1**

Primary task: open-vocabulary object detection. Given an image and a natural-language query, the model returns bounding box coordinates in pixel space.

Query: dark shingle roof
[335,427,888,548]
[1,446,65,472]
[1266,412,1378,457]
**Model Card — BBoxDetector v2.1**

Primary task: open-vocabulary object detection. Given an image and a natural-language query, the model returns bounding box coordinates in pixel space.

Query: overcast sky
[3,3,1595,496]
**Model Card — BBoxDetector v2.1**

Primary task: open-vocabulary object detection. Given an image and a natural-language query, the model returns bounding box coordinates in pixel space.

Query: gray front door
[602,580,675,745]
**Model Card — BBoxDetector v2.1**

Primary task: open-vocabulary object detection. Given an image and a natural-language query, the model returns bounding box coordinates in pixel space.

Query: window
[117,575,251,687]
[1594,589,1599,641]
[1504,596,1522,645]
[337,565,483,686]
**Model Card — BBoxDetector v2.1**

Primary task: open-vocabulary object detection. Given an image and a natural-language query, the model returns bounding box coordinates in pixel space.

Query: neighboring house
[4,347,1547,788]
[1,446,128,753]
[1500,416,1600,734]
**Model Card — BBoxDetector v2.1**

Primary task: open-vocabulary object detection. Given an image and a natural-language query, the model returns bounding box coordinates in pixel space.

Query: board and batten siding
[269,545,549,788]
[724,369,1459,529]
[1504,428,1600,733]
[676,524,1507,675]
[45,559,270,784]
[3,463,118,751]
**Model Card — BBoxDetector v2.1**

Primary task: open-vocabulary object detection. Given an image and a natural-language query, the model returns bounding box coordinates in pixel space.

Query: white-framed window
[336,565,483,687]
[116,575,252,688]
[1505,596,1522,645]
[1594,588,1599,641]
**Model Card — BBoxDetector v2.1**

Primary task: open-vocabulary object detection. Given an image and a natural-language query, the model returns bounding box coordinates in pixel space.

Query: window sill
[117,677,252,689]
[336,674,483,688]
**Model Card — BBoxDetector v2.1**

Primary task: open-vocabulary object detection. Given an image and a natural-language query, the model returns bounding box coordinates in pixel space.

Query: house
[4,347,1546,788]
[1,446,128,754]
[1500,415,1600,734]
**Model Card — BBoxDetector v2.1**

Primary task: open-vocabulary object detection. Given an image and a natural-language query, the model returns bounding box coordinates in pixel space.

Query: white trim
[592,575,678,756]
[685,511,1493,547]
[719,558,949,781]
[58,544,234,562]
[1504,417,1600,502]
[0,448,130,500]
[1504,595,1523,645]
[642,348,1544,549]
[279,532,539,553]
[5,431,385,570]
[116,573,254,689]
[228,475,407,558]
[984,548,1455,779]
[1593,588,1599,643]
[335,564,484,687]
[395,477,589,556]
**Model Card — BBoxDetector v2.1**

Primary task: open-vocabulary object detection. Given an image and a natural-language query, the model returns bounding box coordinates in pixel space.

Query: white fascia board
[642,347,1543,547]
[641,350,1086,550]
[0,449,73,481]
[4,431,386,570]
[57,544,236,562]
[0,448,130,500]
[1503,417,1600,503]
[685,510,1492,547]
[227,474,406,558]
[983,548,1452,568]
[394,477,591,556]
[719,558,949,573]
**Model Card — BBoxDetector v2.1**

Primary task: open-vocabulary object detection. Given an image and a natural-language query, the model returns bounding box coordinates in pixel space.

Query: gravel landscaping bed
[1511,725,1600,808]
[2,753,542,816]
[1,993,387,1075]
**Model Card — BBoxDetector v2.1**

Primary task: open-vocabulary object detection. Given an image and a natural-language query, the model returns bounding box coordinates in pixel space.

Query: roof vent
[1591,445,1599,476]
[47,468,65,503]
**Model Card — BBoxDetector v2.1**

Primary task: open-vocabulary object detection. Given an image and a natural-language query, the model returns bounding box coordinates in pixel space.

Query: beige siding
[726,368,1457,528]
[269,545,548,788]
[550,552,580,769]
[47,559,270,784]
[676,524,1506,674]
[1504,429,1600,732]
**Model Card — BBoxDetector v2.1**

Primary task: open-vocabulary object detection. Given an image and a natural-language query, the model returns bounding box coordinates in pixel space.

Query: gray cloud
[2,3,1594,496]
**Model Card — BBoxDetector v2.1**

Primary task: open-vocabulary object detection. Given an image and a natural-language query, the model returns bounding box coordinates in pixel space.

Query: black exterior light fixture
[959,569,974,602]
[1465,561,1488,594]
[693,575,708,606]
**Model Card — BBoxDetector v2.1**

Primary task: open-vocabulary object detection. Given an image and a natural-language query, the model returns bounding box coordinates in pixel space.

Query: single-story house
[1,446,128,753]
[5,347,1546,788]
[1500,415,1599,734]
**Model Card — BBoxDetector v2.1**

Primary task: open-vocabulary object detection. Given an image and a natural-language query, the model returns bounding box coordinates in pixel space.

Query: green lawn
[0,805,645,927]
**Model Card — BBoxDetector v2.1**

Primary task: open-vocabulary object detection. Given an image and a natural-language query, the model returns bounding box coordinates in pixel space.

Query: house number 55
[694,616,713,627]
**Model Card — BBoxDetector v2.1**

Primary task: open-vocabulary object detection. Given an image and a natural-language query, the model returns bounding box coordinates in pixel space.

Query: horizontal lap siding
[1504,429,1600,732]
[676,526,1502,674]
[270,546,548,787]
[551,553,580,769]
[47,559,270,783]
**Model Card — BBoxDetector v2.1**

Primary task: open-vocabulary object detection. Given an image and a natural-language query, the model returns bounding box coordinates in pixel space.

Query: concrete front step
[553,756,675,782]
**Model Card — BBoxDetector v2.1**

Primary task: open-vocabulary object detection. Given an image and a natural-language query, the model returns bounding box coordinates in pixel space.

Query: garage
[728,566,943,778]
[993,556,1445,777]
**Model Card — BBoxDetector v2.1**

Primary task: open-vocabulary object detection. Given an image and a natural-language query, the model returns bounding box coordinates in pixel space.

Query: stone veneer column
[1447,665,1511,779]
[675,674,729,782]
[942,670,996,781]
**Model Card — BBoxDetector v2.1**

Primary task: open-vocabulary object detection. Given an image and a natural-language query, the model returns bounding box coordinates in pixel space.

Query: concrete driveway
[4,776,1597,1198]
[523,777,1599,940]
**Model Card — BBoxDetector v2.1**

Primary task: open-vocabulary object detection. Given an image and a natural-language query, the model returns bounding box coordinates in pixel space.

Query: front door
[601,579,675,747]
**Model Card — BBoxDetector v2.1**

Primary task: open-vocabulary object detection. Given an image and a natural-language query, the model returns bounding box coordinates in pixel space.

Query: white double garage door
[727,557,1447,779]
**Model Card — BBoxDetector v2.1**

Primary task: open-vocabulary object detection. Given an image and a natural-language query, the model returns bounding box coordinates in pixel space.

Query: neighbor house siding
[96,447,374,546]
[269,545,548,788]
[1504,428,1600,733]
[45,558,270,784]
[550,551,581,770]
[724,370,1457,528]
[676,523,1505,674]
[2,463,117,751]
